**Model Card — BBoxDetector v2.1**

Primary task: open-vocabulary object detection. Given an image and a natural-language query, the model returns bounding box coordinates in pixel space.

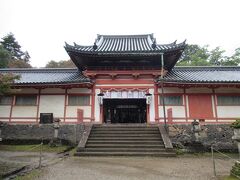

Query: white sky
[0,0,240,67]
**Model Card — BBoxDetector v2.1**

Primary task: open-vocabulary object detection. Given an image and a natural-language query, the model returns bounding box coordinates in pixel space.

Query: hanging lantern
[145,93,152,105]
[97,92,104,105]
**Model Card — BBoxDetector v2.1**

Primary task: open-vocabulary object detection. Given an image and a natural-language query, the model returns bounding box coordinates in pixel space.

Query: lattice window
[0,96,12,105]
[160,95,183,106]
[15,95,37,105]
[217,96,240,105]
[68,95,90,106]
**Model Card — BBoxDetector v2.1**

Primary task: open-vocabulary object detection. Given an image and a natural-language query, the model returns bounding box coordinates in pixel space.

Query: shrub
[231,119,240,129]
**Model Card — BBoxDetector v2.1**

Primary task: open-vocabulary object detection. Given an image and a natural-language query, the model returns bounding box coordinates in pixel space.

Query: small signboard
[103,90,146,99]
[40,113,53,124]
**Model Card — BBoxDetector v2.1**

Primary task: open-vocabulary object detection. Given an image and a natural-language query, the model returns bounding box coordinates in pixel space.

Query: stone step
[81,148,167,152]
[86,144,165,148]
[92,130,159,133]
[88,137,162,141]
[91,131,160,134]
[92,127,159,131]
[89,134,161,137]
[75,152,176,157]
[87,140,164,144]
[93,124,157,127]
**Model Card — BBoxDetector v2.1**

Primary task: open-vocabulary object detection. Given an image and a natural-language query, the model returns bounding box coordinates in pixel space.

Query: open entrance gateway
[103,99,146,123]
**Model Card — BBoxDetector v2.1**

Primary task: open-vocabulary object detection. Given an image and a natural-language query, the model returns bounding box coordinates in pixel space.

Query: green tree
[208,47,226,66]
[177,44,210,66]
[45,60,75,68]
[0,33,31,68]
[0,45,11,68]
[8,59,32,68]
[222,48,240,66]
[178,44,240,66]
[0,73,20,95]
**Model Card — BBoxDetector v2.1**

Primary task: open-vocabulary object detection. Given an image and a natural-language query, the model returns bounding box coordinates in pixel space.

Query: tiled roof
[162,66,240,83]
[65,34,186,55]
[0,68,91,85]
[2,66,238,86]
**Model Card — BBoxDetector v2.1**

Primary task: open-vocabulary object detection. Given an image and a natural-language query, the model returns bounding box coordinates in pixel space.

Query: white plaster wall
[12,106,37,117]
[186,88,212,93]
[173,119,187,122]
[11,119,36,122]
[215,88,240,93]
[66,106,91,118]
[217,106,240,118]
[0,119,9,121]
[158,87,184,93]
[68,88,91,93]
[13,88,38,94]
[94,89,101,122]
[0,106,11,117]
[149,88,155,123]
[39,95,64,117]
[96,84,153,87]
[41,88,65,94]
[159,106,185,118]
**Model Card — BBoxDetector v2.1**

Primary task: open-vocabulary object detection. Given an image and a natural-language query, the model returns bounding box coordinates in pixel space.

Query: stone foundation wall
[0,123,237,152]
[168,124,237,152]
[0,123,91,145]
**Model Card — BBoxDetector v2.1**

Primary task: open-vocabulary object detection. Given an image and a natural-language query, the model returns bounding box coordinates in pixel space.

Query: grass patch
[220,175,239,180]
[0,144,71,153]
[14,169,43,180]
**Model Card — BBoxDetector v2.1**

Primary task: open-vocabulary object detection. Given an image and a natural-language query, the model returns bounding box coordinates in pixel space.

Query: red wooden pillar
[154,83,159,123]
[63,89,67,123]
[91,84,95,122]
[212,89,218,122]
[167,108,173,124]
[77,109,84,123]
[36,88,41,123]
[100,105,103,123]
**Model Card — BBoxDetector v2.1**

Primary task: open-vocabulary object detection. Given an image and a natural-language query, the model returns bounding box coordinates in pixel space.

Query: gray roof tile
[162,66,240,83]
[0,68,91,85]
[65,34,186,54]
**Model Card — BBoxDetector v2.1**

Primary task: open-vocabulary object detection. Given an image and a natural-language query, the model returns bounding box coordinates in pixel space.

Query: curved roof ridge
[157,39,186,47]
[173,66,240,71]
[174,66,240,68]
[0,68,79,73]
[99,34,152,38]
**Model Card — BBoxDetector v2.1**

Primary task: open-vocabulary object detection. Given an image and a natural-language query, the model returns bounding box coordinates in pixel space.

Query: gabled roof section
[65,34,186,54]
[0,68,91,86]
[65,34,186,71]
[160,66,240,84]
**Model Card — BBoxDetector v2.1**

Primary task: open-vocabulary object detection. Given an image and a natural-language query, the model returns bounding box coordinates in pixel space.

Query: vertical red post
[9,95,15,123]
[63,89,67,123]
[183,88,188,122]
[167,108,173,124]
[36,89,41,123]
[91,85,95,122]
[212,89,218,122]
[77,109,84,123]
[154,83,159,123]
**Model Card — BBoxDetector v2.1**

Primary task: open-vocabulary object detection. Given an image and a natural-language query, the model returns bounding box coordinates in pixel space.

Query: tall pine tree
[0,33,31,68]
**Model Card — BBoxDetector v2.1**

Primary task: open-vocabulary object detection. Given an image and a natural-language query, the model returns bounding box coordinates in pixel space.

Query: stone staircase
[75,124,175,156]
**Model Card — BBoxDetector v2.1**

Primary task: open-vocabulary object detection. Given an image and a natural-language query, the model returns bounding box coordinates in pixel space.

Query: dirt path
[36,156,235,180]
[0,151,58,177]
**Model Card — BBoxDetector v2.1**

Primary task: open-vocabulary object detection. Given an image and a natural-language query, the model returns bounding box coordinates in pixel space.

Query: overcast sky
[0,0,240,67]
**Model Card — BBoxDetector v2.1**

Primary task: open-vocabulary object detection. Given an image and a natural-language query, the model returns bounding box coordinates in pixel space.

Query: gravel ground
[36,156,235,180]
[0,151,58,176]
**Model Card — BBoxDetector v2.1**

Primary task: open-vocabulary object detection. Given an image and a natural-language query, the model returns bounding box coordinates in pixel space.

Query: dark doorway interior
[103,99,146,123]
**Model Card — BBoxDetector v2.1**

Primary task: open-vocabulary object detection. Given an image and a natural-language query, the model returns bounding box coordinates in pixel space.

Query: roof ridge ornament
[93,42,98,50]
[151,39,157,49]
